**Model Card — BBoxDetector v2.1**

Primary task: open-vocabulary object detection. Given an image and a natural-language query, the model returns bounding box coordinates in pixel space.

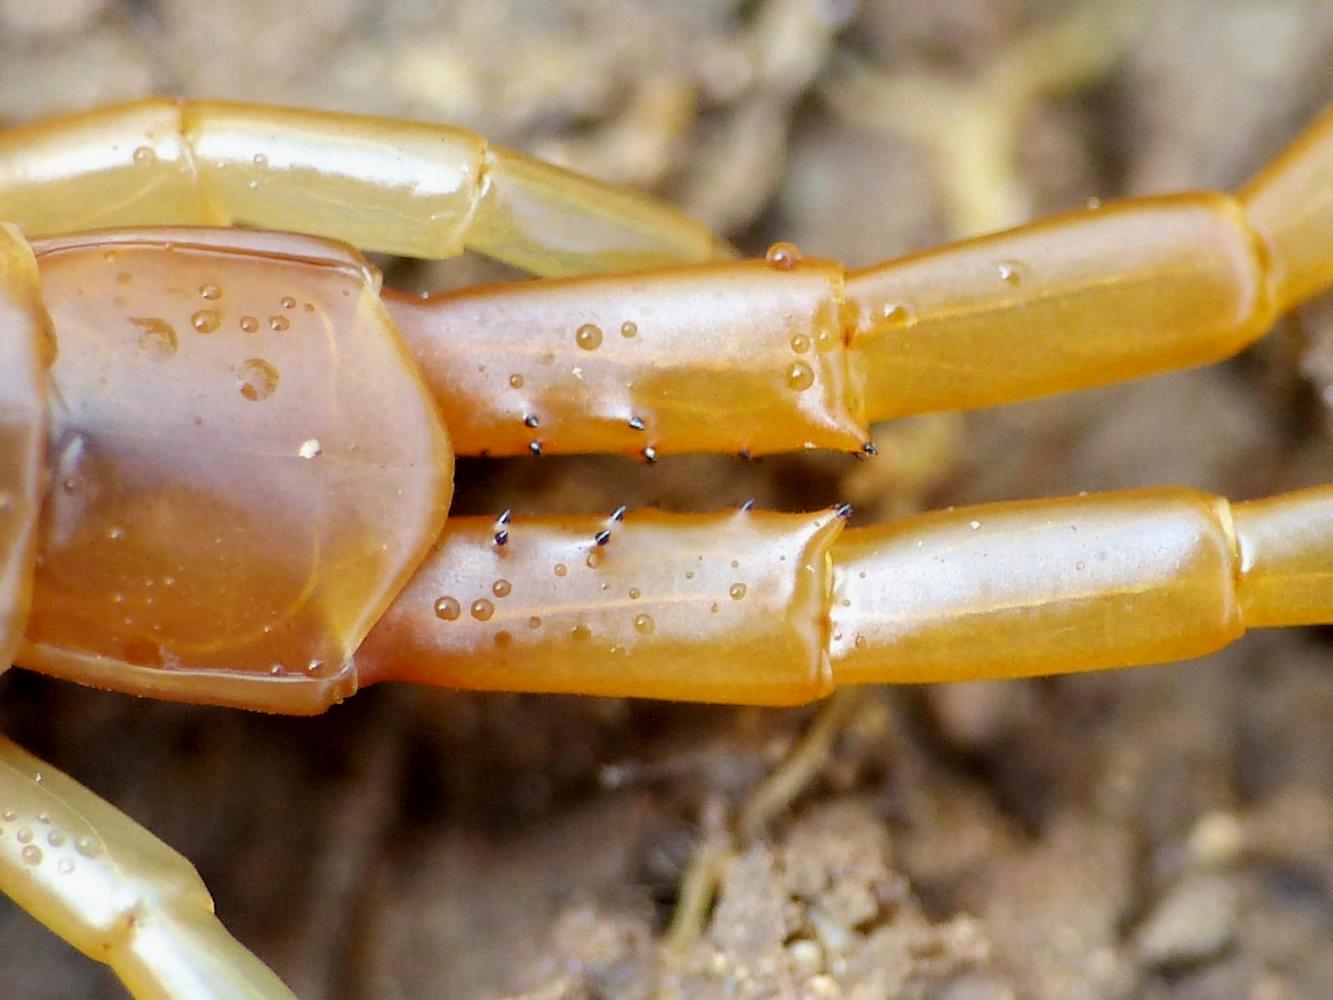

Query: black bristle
[524,413,540,429]
[529,441,543,456]
[834,503,854,519]
[628,416,646,431]
[641,446,657,463]
[610,505,627,522]
[594,529,612,546]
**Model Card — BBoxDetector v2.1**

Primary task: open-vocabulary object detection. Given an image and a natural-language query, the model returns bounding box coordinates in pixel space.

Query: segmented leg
[0,734,296,1000]
[0,99,727,277]
[356,485,1333,704]
[385,104,1333,457]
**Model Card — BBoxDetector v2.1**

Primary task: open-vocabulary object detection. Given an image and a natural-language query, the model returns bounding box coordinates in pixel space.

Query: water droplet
[494,630,512,647]
[878,302,914,328]
[527,616,542,630]
[729,583,747,600]
[508,373,524,389]
[620,320,638,339]
[1085,196,1102,211]
[628,587,641,600]
[107,526,125,541]
[571,624,592,641]
[575,323,603,350]
[132,146,156,166]
[280,295,297,309]
[969,520,981,530]
[470,598,494,621]
[997,260,1024,286]
[269,314,289,332]
[75,835,102,858]
[47,831,64,848]
[633,613,655,635]
[131,317,178,358]
[191,309,221,334]
[709,602,720,613]
[434,596,461,621]
[586,550,603,569]
[1,810,14,822]
[685,571,695,580]
[17,828,32,844]
[253,153,269,168]
[57,858,74,875]
[554,563,568,577]
[298,438,322,460]
[1076,560,1086,571]
[199,283,222,300]
[492,579,512,598]
[854,634,868,650]
[306,659,326,676]
[786,361,815,391]
[730,560,740,569]
[790,333,810,354]
[20,845,41,865]
[239,315,260,334]
[238,358,280,401]
[766,241,801,270]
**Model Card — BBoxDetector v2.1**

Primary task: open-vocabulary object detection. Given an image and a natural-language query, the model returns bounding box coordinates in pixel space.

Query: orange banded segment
[828,489,1244,685]
[847,194,1274,419]
[359,510,843,705]
[1240,104,1333,312]
[1233,484,1333,628]
[386,258,868,458]
[0,98,722,276]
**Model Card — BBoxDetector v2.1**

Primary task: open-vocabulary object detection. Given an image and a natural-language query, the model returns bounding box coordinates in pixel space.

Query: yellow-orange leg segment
[0,99,726,277]
[0,734,296,1000]
[385,104,1332,457]
[358,485,1333,704]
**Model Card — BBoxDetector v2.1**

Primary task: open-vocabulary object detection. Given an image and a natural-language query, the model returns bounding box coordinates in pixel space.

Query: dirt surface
[1,1,1331,998]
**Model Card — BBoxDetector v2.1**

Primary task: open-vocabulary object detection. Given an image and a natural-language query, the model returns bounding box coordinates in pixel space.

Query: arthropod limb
[0,99,726,276]
[0,97,1328,997]
[0,734,295,1000]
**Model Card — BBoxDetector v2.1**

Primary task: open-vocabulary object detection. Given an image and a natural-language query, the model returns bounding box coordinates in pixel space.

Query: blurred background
[0,0,1331,996]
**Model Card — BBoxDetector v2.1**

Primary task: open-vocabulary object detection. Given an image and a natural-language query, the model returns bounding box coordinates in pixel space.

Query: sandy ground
[0,1,1331,997]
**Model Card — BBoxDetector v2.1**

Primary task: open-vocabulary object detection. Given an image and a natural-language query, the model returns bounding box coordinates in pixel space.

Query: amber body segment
[1233,486,1333,627]
[846,194,1274,419]
[0,734,296,1000]
[384,259,867,458]
[20,229,452,713]
[358,510,842,705]
[364,487,1333,704]
[1240,104,1333,311]
[0,224,47,669]
[0,99,722,276]
[829,489,1244,685]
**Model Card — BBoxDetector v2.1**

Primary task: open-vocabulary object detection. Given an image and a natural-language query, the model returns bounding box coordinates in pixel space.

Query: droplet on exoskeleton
[238,358,279,401]
[766,241,801,270]
[576,323,603,350]
[191,309,221,334]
